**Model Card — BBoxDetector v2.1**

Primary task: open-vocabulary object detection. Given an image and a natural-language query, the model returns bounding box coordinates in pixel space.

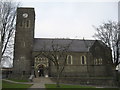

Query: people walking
[38,65,44,77]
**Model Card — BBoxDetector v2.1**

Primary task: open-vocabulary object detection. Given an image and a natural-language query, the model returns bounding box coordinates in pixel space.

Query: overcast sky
[18,0,118,39]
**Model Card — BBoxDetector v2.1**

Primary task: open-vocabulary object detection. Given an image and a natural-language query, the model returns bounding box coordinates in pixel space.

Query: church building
[13,7,113,79]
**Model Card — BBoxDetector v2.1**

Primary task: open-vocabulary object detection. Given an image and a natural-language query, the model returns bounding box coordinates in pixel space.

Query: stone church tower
[13,8,35,76]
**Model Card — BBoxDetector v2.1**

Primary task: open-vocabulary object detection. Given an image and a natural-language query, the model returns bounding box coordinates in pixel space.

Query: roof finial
[83,37,88,48]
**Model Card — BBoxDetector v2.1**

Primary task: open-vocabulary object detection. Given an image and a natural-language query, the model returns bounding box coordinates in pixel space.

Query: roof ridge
[34,38,96,41]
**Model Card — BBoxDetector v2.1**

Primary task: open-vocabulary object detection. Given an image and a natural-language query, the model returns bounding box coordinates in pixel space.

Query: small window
[40,57,44,62]
[25,20,30,28]
[38,58,40,63]
[94,58,102,65]
[96,59,98,65]
[40,57,42,60]
[81,56,86,65]
[36,57,39,63]
[56,55,59,60]
[35,57,37,62]
[19,20,25,28]
[67,55,73,65]
[46,58,48,66]
[19,20,31,28]
[99,58,102,65]
[21,56,25,60]
[94,59,98,65]
[19,21,23,27]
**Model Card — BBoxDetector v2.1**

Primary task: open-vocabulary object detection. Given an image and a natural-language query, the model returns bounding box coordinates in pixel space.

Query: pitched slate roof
[33,38,95,52]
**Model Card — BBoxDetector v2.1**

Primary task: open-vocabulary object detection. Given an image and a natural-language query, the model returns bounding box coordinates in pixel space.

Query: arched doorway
[37,64,44,77]
[34,57,49,77]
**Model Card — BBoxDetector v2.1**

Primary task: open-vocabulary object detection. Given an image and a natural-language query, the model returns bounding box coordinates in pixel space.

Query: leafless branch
[0,0,20,57]
[93,21,120,66]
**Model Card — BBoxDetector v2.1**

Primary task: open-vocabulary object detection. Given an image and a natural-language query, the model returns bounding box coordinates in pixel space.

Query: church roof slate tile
[33,38,96,52]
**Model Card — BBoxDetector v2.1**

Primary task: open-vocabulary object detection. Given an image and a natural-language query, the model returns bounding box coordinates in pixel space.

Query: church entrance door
[34,57,49,78]
[38,64,44,77]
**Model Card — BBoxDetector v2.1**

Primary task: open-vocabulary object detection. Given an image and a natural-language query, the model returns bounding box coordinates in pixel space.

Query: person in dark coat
[38,65,44,77]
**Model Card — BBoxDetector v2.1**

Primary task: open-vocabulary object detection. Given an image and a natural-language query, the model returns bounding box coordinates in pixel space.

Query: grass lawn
[2,81,33,89]
[7,78,28,82]
[45,84,120,90]
[45,84,95,88]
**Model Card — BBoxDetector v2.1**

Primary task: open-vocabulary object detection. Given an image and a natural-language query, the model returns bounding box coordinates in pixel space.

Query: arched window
[94,58,98,65]
[19,20,31,28]
[25,20,30,28]
[81,56,86,65]
[67,55,73,65]
[99,58,102,65]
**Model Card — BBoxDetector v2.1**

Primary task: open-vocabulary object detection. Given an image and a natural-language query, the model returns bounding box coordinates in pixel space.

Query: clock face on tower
[22,13,28,18]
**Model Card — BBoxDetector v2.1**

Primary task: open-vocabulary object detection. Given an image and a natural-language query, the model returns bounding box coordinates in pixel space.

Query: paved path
[3,77,55,89]
[3,78,116,89]
[29,77,55,88]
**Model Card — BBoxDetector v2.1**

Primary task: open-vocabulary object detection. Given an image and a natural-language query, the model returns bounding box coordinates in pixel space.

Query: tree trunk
[116,43,119,66]
[56,73,60,87]
[56,67,60,87]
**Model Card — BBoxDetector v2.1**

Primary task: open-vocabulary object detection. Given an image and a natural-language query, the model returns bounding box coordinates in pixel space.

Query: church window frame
[19,21,23,27]
[25,20,31,28]
[36,57,40,63]
[94,58,98,65]
[20,56,25,60]
[37,57,40,63]
[35,57,38,63]
[42,58,46,62]
[81,55,86,65]
[99,58,103,65]
[39,57,43,63]
[94,58,103,65]
[67,55,73,65]
[19,20,31,28]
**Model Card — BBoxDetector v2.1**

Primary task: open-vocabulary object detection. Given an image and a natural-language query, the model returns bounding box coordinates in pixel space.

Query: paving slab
[29,77,55,89]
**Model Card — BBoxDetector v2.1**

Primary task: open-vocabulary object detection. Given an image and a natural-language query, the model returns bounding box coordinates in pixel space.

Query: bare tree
[0,0,20,58]
[36,39,73,87]
[93,21,120,66]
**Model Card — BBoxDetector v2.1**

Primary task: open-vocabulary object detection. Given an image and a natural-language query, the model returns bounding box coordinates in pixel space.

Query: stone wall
[49,52,113,77]
[13,8,35,76]
[50,77,116,87]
